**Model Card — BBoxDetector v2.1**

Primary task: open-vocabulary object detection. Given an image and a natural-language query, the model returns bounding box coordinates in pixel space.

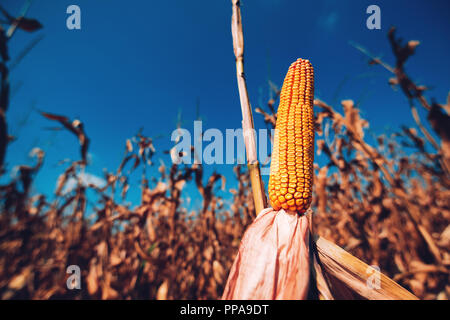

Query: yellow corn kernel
[268,58,314,214]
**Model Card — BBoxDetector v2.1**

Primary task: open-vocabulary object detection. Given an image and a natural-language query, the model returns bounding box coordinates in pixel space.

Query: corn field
[0,4,449,300]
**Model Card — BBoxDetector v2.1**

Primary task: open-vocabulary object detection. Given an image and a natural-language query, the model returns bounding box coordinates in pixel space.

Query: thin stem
[231,0,266,214]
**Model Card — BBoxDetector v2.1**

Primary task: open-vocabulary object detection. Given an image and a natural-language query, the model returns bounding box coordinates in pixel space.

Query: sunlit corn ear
[268,58,314,214]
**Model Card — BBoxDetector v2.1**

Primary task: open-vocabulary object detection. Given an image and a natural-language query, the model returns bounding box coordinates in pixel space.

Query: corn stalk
[231,0,266,215]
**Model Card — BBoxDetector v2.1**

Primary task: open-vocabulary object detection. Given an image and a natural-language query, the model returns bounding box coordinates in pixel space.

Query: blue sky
[3,0,450,209]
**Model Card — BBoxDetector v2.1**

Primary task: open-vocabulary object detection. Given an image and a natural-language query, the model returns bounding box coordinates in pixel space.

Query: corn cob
[268,58,314,214]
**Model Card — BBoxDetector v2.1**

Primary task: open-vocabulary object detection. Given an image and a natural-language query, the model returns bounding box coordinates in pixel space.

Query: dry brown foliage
[0,127,258,299]
[0,6,448,299]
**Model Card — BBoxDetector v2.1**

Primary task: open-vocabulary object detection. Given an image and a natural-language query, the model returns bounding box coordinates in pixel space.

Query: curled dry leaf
[156,280,169,300]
